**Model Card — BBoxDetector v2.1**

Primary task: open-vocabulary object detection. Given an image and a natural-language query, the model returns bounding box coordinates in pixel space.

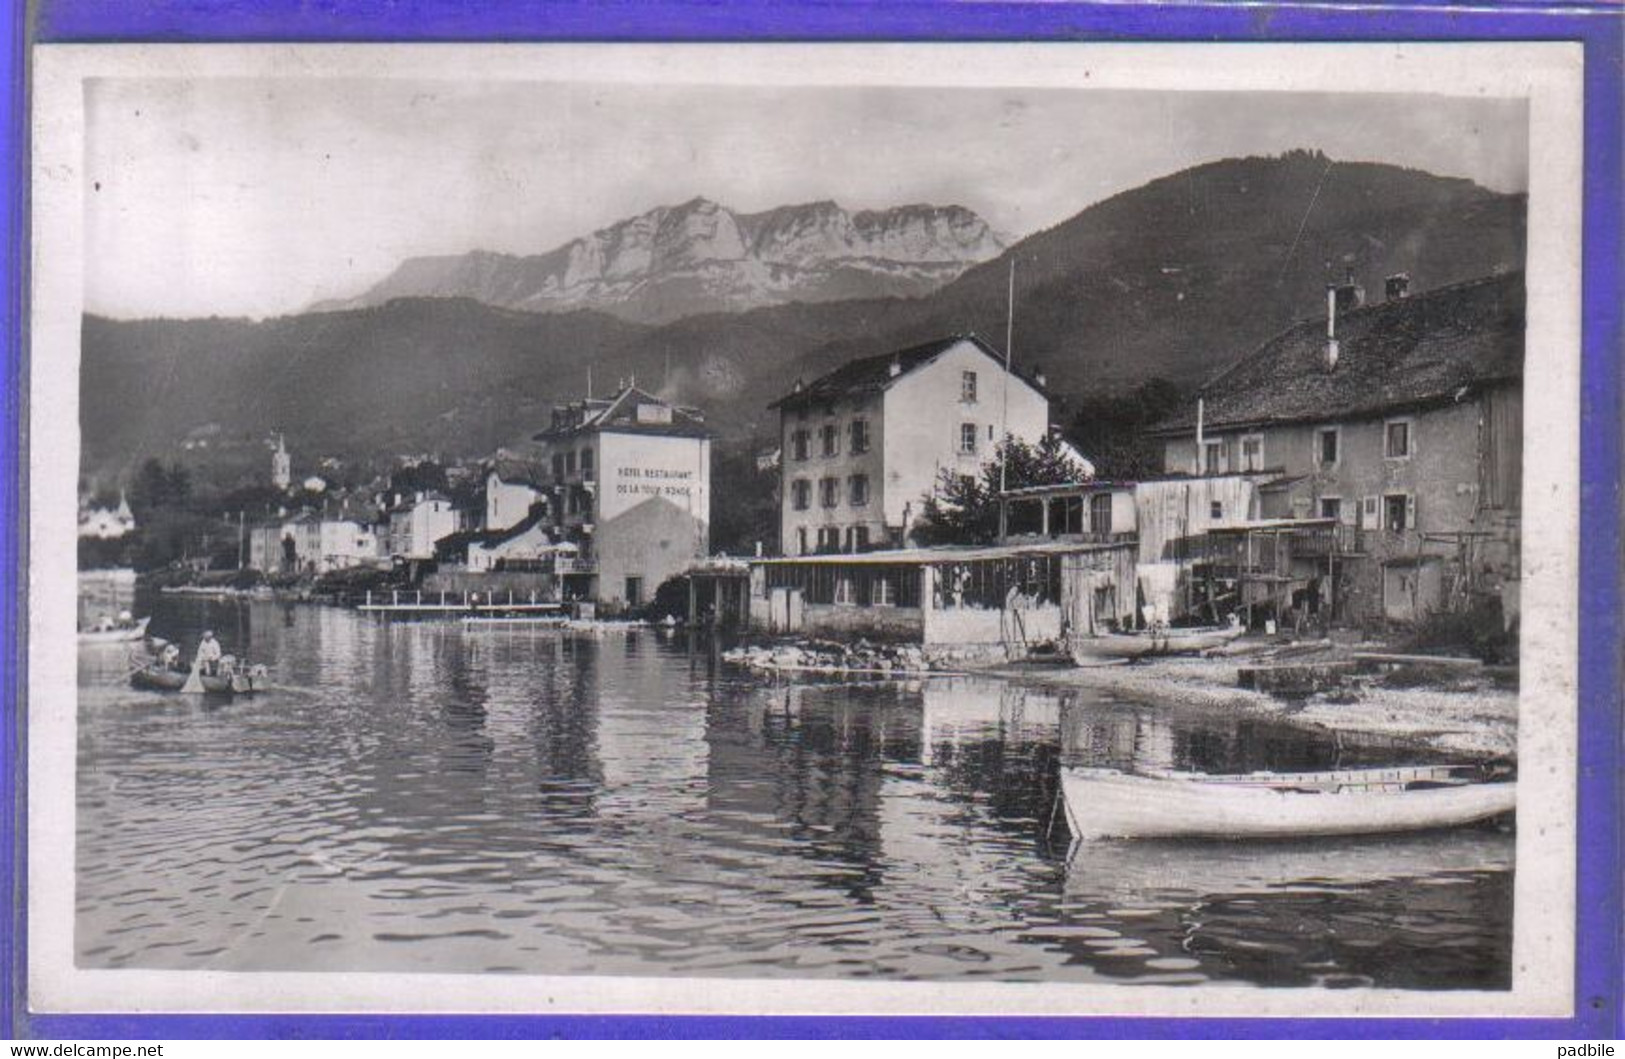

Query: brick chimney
[1385,273,1411,301]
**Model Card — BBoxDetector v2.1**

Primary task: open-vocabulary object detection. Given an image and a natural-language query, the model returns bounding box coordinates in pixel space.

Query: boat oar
[179,657,206,694]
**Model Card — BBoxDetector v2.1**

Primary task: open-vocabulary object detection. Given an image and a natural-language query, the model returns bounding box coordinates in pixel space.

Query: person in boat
[117,609,134,628]
[195,630,223,675]
[158,643,181,671]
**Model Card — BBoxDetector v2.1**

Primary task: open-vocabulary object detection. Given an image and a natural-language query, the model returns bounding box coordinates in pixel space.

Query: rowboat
[78,616,150,645]
[130,662,268,696]
[1060,764,1516,841]
[1068,621,1246,665]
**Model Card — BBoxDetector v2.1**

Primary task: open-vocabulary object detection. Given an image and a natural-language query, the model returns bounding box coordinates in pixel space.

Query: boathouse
[1147,271,1524,626]
[747,540,1136,652]
[770,335,1050,556]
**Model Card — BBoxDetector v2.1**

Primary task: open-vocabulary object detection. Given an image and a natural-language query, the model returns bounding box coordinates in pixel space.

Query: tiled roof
[1149,272,1524,435]
[769,334,1044,411]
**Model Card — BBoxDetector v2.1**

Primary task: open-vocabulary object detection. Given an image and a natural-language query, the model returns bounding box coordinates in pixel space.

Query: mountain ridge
[313,197,1006,324]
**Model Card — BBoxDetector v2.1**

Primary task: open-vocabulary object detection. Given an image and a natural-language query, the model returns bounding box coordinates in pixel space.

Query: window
[819,477,839,508]
[1089,493,1114,535]
[551,453,566,479]
[1210,500,1224,520]
[873,572,895,606]
[1317,427,1340,465]
[820,424,840,457]
[834,577,856,605]
[849,419,870,454]
[580,449,595,479]
[791,429,810,461]
[791,479,811,511]
[1319,497,1343,521]
[1361,496,1380,528]
[852,525,870,551]
[1203,439,1225,475]
[796,527,808,555]
[1385,420,1412,459]
[817,526,840,553]
[1240,435,1264,472]
[624,577,643,606]
[564,451,576,474]
[849,474,869,507]
[960,423,978,455]
[1384,494,1413,532]
[962,370,978,403]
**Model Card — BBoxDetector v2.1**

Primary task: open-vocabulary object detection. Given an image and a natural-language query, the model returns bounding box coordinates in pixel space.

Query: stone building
[1147,271,1524,625]
[530,384,711,610]
[771,335,1049,556]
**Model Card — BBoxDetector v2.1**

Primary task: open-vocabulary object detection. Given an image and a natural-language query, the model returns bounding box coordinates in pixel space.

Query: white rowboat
[1068,622,1246,665]
[1061,765,1516,841]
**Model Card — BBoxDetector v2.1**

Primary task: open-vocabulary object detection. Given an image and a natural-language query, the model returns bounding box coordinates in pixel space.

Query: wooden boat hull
[78,617,150,645]
[1065,827,1515,900]
[1061,766,1516,841]
[130,666,262,696]
[1068,623,1246,665]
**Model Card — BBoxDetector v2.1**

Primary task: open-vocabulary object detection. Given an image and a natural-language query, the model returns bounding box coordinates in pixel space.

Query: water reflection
[73,596,1511,987]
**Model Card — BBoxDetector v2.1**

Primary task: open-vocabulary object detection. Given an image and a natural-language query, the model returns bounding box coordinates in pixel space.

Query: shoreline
[726,638,1518,763]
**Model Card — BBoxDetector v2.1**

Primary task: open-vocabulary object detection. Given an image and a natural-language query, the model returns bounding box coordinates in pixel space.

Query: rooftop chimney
[887,358,902,378]
[1324,285,1341,372]
[1385,272,1411,301]
[1032,364,1047,389]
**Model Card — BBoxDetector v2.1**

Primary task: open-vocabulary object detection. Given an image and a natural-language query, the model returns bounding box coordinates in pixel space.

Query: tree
[389,460,449,496]
[911,434,1088,547]
[709,439,779,557]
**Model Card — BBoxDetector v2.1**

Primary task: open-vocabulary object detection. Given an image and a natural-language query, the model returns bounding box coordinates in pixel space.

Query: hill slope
[82,153,1526,484]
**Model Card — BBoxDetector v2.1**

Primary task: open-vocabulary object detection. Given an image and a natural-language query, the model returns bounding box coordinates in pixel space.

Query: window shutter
[1362,496,1380,529]
[1406,494,1417,530]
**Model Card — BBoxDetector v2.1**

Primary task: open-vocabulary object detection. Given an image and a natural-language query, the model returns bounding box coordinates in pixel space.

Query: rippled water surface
[76,597,1512,987]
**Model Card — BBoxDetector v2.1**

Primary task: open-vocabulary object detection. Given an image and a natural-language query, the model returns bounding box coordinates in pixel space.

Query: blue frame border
[5,0,1620,1040]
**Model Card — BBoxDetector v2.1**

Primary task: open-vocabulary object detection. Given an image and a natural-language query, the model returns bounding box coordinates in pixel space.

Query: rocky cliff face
[318,198,1004,323]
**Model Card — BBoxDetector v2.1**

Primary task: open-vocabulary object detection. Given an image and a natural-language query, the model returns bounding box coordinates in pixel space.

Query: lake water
[75,596,1513,988]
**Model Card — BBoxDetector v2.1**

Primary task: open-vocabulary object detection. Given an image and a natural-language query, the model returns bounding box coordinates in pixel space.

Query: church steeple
[271,433,292,490]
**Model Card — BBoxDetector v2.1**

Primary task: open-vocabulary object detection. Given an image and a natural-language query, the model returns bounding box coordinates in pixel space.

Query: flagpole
[1000,258,1014,496]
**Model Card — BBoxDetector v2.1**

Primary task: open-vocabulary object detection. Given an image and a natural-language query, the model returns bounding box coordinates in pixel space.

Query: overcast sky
[84,79,1527,319]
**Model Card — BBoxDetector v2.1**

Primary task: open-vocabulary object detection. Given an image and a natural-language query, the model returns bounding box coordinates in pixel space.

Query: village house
[483,459,549,531]
[770,334,1050,556]
[1147,271,1524,625]
[78,492,136,540]
[530,383,711,610]
[247,511,379,574]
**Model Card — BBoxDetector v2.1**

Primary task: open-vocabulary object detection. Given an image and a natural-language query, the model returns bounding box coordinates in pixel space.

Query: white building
[772,335,1050,556]
[531,385,711,609]
[484,461,548,531]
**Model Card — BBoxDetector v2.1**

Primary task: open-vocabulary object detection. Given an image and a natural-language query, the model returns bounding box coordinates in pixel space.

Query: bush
[1401,596,1517,665]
